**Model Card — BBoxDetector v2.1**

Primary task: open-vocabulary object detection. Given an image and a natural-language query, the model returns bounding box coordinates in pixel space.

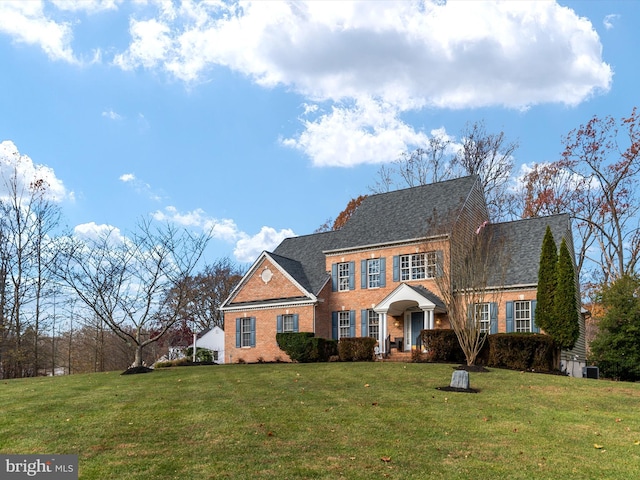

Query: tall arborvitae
[536,226,558,334]
[553,238,580,349]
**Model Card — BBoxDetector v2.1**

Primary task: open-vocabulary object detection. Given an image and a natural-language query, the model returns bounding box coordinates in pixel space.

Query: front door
[410,311,424,349]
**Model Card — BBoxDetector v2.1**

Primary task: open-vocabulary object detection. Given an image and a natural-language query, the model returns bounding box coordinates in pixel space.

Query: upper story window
[361,258,386,289]
[338,262,351,291]
[400,252,437,281]
[332,261,355,292]
[367,259,381,288]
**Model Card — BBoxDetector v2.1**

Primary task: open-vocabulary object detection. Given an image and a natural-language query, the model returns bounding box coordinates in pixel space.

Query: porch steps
[378,351,414,363]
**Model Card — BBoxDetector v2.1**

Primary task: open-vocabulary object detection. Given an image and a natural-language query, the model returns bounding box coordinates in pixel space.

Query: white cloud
[109,1,612,166]
[0,2,614,168]
[0,140,71,203]
[0,1,78,64]
[111,1,611,107]
[51,0,121,14]
[73,222,124,244]
[152,205,295,263]
[233,226,296,264]
[102,109,123,120]
[119,173,163,201]
[282,97,429,166]
[603,14,620,30]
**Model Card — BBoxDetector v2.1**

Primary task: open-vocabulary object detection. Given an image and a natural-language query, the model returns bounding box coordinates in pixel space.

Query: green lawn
[1,362,639,479]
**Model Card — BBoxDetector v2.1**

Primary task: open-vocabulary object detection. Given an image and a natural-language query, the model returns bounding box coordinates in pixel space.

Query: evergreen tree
[552,238,580,350]
[590,275,640,381]
[536,226,558,333]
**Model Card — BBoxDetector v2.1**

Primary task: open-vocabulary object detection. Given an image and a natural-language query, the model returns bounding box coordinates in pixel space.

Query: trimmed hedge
[420,329,466,364]
[420,329,556,371]
[276,332,338,363]
[488,333,556,372]
[338,337,377,361]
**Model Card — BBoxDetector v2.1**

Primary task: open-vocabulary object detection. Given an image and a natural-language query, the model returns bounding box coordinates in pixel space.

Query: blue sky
[0,1,636,267]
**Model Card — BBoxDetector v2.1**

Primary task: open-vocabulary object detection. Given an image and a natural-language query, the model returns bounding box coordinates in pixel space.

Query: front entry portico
[374,283,446,354]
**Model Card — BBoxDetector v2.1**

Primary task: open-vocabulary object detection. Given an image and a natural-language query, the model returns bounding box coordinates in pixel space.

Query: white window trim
[400,252,437,281]
[241,318,252,348]
[367,259,381,289]
[338,262,350,292]
[514,300,532,333]
[338,311,350,339]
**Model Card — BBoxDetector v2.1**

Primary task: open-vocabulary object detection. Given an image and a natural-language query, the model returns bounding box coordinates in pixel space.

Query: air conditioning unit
[582,366,599,379]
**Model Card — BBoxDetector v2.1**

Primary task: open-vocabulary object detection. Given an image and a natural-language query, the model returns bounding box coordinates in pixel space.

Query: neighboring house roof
[328,175,482,251]
[487,213,572,288]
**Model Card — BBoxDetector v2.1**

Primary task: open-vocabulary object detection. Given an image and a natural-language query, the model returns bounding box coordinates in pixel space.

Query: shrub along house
[220,175,586,375]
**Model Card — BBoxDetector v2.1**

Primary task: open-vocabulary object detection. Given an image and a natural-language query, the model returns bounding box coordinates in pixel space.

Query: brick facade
[221,176,583,367]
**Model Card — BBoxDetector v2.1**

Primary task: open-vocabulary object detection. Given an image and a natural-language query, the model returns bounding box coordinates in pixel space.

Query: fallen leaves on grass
[380,456,391,463]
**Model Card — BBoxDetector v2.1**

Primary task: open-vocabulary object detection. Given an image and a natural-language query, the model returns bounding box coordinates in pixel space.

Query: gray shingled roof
[272,230,338,295]
[270,177,572,295]
[329,175,480,250]
[271,176,481,295]
[487,214,572,287]
[408,285,447,310]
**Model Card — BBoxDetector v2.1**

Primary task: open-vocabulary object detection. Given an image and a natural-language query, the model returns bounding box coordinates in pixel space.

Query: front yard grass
[1,362,639,479]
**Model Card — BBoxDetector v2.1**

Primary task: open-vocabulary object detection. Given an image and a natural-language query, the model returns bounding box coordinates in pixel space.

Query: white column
[381,313,387,354]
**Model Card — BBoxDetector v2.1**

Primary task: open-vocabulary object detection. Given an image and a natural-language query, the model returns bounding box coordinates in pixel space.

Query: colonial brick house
[220,175,586,375]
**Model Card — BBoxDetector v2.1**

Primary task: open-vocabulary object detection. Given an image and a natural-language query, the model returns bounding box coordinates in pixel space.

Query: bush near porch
[276,332,338,362]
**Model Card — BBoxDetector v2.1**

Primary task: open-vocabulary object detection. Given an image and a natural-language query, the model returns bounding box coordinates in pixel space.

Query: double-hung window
[367,259,381,288]
[239,318,253,347]
[338,311,351,339]
[368,310,380,340]
[514,301,531,332]
[400,252,438,280]
[282,314,295,333]
[395,251,440,282]
[401,254,423,280]
[241,318,252,347]
[475,303,490,333]
[338,262,351,291]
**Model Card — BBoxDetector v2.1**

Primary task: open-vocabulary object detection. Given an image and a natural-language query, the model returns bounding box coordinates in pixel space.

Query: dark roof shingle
[487,214,572,287]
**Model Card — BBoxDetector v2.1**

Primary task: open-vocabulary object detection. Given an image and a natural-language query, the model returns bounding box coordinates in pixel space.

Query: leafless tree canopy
[370,120,517,222]
[434,223,508,366]
[168,257,244,332]
[55,219,211,368]
[0,162,62,378]
[517,108,640,287]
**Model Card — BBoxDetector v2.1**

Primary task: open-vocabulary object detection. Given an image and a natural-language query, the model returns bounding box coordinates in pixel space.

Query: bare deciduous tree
[454,120,518,221]
[0,160,61,378]
[167,257,244,332]
[434,222,508,366]
[518,108,640,286]
[56,220,210,368]
[369,121,517,221]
